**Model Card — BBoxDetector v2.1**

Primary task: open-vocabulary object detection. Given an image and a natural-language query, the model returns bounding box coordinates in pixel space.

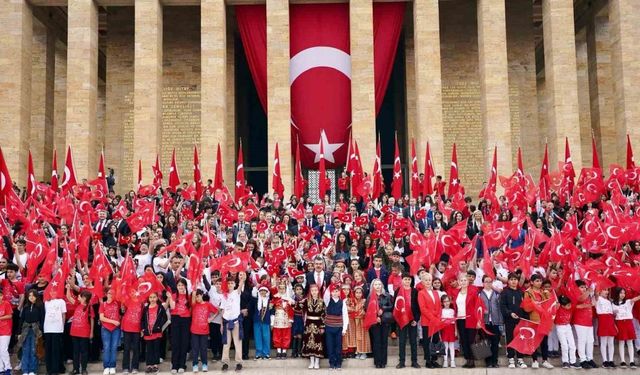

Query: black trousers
[145,338,161,366]
[242,314,252,359]
[10,309,19,350]
[209,322,222,359]
[456,319,477,360]
[398,323,418,365]
[89,304,101,361]
[369,323,389,367]
[421,328,441,363]
[504,317,522,359]
[532,335,549,362]
[192,334,209,365]
[45,332,64,375]
[484,324,501,366]
[122,331,140,371]
[170,316,191,370]
[72,337,90,373]
[63,321,74,362]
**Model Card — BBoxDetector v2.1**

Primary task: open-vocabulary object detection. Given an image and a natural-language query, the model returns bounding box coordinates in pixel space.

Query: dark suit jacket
[402,206,420,220]
[366,266,390,287]
[164,269,187,293]
[313,224,335,243]
[304,271,332,292]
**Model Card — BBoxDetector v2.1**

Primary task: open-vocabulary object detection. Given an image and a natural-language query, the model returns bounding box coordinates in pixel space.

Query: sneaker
[132,370,138,374]
[508,359,515,369]
[443,359,449,368]
[588,360,597,368]
[395,364,405,369]
[517,360,528,369]
[581,361,590,369]
[202,364,208,372]
[620,362,627,369]
[570,363,581,369]
[562,362,570,369]
[602,362,610,369]
[450,360,456,368]
[193,364,200,373]
[178,369,185,373]
[222,364,229,372]
[630,362,637,369]
[235,364,242,372]
[159,358,164,364]
[532,361,539,369]
[542,361,554,369]
[110,369,116,375]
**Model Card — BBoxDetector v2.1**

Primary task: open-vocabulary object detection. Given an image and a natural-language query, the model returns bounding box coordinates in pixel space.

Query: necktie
[316,273,321,286]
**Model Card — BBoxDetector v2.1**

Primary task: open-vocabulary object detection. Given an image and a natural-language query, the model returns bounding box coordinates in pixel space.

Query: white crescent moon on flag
[0,172,6,191]
[225,258,242,269]
[61,166,71,187]
[606,226,621,240]
[394,295,406,312]
[290,46,351,84]
[137,282,152,294]
[520,327,536,339]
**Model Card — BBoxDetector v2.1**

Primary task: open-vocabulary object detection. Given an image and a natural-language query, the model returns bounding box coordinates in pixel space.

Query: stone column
[413,0,444,175]
[477,0,513,178]
[541,0,582,168]
[575,29,592,168]
[350,0,376,174]
[53,40,67,171]
[609,0,640,160]
[0,0,32,185]
[266,0,292,195]
[31,20,56,181]
[133,0,162,188]
[201,0,233,184]
[587,8,615,167]
[66,0,99,180]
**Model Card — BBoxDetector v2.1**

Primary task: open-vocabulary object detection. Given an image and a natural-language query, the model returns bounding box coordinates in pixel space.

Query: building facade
[0,0,638,197]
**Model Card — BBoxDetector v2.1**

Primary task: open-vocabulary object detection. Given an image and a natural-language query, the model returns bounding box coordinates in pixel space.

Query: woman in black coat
[367,278,394,368]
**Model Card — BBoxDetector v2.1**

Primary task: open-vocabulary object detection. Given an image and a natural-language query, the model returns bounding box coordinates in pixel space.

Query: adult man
[366,255,389,288]
[165,254,187,293]
[402,198,419,221]
[304,256,331,293]
[394,273,421,369]
[313,215,334,243]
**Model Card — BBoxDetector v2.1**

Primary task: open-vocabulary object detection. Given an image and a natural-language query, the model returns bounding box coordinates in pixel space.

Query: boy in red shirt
[555,295,579,368]
[573,280,596,369]
[69,290,94,375]
[0,289,13,375]
[190,290,218,372]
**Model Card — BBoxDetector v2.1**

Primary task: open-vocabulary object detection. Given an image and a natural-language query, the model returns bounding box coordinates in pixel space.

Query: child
[0,289,13,375]
[190,289,218,372]
[324,283,349,370]
[302,284,325,369]
[17,290,44,375]
[595,288,616,368]
[121,301,143,374]
[43,287,66,375]
[291,283,306,358]
[69,290,94,375]
[141,292,169,374]
[220,277,243,372]
[573,280,596,369]
[99,287,121,375]
[555,295,579,369]
[252,283,271,360]
[612,287,640,368]
[440,294,456,368]
[271,280,294,359]
[167,279,191,373]
[345,285,370,360]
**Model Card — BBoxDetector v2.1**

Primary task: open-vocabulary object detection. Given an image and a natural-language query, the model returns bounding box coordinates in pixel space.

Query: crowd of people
[1,163,640,375]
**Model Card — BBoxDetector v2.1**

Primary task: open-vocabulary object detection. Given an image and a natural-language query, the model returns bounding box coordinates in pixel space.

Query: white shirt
[220,289,241,321]
[612,300,635,320]
[456,291,467,318]
[44,299,67,333]
[134,253,152,276]
[595,298,613,314]
[442,307,455,320]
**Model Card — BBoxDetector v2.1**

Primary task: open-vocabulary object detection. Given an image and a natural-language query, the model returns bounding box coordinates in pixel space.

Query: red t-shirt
[555,306,572,325]
[99,300,121,331]
[572,296,593,327]
[190,302,218,335]
[70,305,94,338]
[0,300,13,336]
[121,304,143,333]
[144,305,162,341]
[171,293,191,318]
[1,278,25,309]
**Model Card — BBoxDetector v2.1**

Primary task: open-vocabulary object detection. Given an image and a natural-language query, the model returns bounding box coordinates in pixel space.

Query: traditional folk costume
[301,296,325,369]
[324,284,349,370]
[291,292,305,358]
[271,293,294,358]
[345,288,371,357]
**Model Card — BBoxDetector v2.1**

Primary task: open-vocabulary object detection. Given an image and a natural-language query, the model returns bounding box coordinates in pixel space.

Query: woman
[167,279,191,373]
[17,290,44,375]
[450,274,479,368]
[121,300,143,374]
[237,271,254,360]
[68,290,94,375]
[367,278,393,368]
[301,284,325,369]
[478,275,503,368]
[99,288,121,375]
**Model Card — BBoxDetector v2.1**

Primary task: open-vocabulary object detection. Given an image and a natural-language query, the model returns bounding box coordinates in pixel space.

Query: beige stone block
[0,0,32,185]
[266,0,292,196]
[542,0,582,169]
[133,0,162,189]
[53,40,67,173]
[477,0,513,179]
[575,29,593,168]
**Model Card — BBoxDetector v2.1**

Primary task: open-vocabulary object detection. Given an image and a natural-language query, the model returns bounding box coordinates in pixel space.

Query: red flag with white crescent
[272,143,284,197]
[423,142,434,196]
[27,150,36,198]
[235,144,246,203]
[193,146,203,200]
[507,320,544,355]
[50,148,59,193]
[393,287,413,329]
[410,139,419,199]
[539,144,550,201]
[447,143,459,198]
[60,146,77,195]
[627,134,635,170]
[152,154,163,186]
[391,135,402,199]
[372,137,384,199]
[294,139,306,198]
[480,146,497,199]
[592,136,600,169]
[214,143,224,190]
[168,149,180,192]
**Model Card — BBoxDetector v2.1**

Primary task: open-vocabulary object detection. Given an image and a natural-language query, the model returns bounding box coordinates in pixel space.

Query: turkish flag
[372,137,384,199]
[364,292,379,330]
[235,144,246,203]
[423,142,434,196]
[168,149,180,192]
[272,143,284,197]
[539,144,551,201]
[410,139,419,199]
[294,140,306,198]
[152,154,163,186]
[627,134,635,170]
[393,287,413,329]
[193,146,203,201]
[447,143,459,198]
[479,146,497,199]
[391,135,402,199]
[187,252,204,288]
[507,320,544,355]
[60,146,77,195]
[50,148,59,193]
[214,143,224,190]
[26,151,36,198]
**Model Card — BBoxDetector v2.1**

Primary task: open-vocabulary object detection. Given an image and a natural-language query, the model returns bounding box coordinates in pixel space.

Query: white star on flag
[304,130,343,163]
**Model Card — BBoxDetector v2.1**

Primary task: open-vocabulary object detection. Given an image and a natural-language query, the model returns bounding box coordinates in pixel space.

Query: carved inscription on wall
[122,92,134,191]
[161,85,201,178]
[442,81,484,193]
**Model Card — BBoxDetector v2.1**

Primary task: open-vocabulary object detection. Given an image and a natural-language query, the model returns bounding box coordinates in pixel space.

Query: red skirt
[440,323,456,342]
[597,314,617,337]
[615,319,637,341]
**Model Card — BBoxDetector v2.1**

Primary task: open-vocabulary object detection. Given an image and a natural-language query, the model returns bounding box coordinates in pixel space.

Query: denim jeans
[20,329,38,373]
[101,327,122,368]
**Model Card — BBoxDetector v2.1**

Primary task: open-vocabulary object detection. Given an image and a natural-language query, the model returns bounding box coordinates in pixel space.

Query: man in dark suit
[313,215,335,243]
[302,208,318,228]
[304,256,332,293]
[394,273,422,369]
[165,254,187,293]
[232,212,251,241]
[93,205,111,238]
[402,198,420,221]
[388,197,401,214]
[366,255,390,287]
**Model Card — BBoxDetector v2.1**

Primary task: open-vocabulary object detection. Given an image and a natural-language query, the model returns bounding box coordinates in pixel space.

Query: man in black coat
[394,273,422,369]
